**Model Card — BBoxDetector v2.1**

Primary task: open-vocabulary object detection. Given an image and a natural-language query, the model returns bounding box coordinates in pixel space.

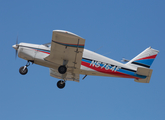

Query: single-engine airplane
[12,30,159,89]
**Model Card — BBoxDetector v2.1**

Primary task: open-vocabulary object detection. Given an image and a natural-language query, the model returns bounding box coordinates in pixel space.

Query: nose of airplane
[12,44,17,50]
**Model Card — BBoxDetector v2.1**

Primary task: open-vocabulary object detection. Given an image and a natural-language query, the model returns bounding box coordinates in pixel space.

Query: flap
[45,30,85,71]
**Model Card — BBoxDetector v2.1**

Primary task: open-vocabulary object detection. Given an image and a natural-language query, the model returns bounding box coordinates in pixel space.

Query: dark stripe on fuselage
[132,61,150,68]
[120,67,136,72]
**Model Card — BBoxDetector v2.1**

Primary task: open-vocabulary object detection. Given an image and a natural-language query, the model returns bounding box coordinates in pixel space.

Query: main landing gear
[58,65,67,74]
[56,60,68,89]
[57,80,66,89]
[19,60,33,75]
[57,64,67,89]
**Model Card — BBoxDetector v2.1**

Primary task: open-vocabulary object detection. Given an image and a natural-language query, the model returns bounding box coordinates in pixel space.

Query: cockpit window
[43,43,51,47]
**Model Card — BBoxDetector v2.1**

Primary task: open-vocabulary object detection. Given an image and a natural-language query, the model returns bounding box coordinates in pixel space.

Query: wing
[45,30,85,81]
[50,68,80,82]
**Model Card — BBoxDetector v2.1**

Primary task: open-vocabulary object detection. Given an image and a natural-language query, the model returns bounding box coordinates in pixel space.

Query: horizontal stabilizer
[134,67,153,83]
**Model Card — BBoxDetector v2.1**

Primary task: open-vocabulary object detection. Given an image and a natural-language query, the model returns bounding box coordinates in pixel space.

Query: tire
[58,65,67,74]
[57,80,65,89]
[19,66,28,75]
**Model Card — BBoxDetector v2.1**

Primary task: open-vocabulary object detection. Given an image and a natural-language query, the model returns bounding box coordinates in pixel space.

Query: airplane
[12,30,159,89]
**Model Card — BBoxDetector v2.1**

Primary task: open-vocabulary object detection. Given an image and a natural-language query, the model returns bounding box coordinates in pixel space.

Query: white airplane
[12,30,159,89]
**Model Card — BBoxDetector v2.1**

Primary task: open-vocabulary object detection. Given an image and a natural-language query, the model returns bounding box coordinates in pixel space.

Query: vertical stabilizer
[126,47,159,69]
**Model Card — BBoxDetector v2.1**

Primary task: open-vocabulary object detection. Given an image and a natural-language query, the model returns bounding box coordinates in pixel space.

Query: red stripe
[81,61,139,79]
[38,51,50,54]
[137,54,157,60]
[32,49,50,54]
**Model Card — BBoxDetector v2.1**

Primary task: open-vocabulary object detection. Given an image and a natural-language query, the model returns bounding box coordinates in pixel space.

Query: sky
[0,0,165,120]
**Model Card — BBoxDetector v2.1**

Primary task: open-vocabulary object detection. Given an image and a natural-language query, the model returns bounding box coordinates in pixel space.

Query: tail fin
[126,47,159,69]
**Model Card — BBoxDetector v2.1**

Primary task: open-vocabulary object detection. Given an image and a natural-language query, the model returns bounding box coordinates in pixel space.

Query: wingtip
[53,30,82,38]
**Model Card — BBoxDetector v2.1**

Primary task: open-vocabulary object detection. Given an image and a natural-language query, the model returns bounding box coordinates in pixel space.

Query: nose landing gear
[19,66,28,75]
[19,60,33,75]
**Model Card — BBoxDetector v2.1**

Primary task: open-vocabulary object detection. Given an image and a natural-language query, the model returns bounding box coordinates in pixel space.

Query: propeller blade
[15,36,19,59]
[16,36,19,49]
[15,49,18,59]
[16,36,18,45]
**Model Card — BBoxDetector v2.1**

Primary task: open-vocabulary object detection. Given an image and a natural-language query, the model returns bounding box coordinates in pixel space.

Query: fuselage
[15,42,146,80]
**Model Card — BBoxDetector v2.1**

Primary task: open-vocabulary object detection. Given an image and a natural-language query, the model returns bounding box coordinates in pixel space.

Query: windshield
[43,43,51,47]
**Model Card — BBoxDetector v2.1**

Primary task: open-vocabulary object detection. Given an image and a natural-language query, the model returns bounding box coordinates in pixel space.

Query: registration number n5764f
[89,60,120,72]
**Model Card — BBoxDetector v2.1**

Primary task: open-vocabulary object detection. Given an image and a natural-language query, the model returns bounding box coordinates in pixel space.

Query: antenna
[93,46,103,52]
[103,51,111,56]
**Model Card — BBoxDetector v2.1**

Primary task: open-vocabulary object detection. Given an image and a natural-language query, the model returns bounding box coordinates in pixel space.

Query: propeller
[13,36,19,59]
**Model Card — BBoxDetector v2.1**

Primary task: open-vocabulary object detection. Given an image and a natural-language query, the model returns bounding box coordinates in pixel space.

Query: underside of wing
[50,68,80,82]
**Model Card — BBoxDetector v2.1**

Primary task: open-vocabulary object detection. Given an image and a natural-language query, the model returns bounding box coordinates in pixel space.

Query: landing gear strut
[19,60,33,75]
[57,80,66,89]
[19,66,28,75]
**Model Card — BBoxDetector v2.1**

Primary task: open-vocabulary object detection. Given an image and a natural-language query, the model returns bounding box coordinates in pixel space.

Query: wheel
[57,80,65,89]
[19,66,28,75]
[58,65,67,74]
